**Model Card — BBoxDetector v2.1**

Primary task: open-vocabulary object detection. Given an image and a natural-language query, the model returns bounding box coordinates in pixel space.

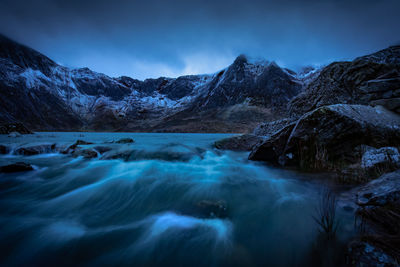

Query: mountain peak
[233,54,270,67]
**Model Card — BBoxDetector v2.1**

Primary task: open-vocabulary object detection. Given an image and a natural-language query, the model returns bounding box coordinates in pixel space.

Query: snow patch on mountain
[20,68,51,88]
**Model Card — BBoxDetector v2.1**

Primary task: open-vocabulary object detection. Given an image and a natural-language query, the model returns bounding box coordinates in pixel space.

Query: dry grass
[313,188,340,239]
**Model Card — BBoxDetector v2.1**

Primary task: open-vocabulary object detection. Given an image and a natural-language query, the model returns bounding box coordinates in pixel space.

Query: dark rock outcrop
[0,162,34,173]
[347,170,400,265]
[15,143,57,156]
[252,118,295,137]
[347,240,398,267]
[214,134,263,151]
[0,122,32,134]
[249,105,400,171]
[290,46,400,116]
[360,146,400,175]
[114,138,135,144]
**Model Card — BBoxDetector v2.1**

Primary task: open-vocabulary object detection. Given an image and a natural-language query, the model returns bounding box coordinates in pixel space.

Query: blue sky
[1,0,399,80]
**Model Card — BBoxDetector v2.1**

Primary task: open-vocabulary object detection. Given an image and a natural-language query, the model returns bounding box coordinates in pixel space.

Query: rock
[252,118,295,137]
[347,241,398,267]
[196,200,228,219]
[74,140,93,146]
[100,150,133,161]
[0,162,34,173]
[93,146,113,154]
[348,170,400,264]
[114,138,135,144]
[0,145,9,154]
[248,122,295,165]
[370,98,400,112]
[361,147,400,171]
[289,46,400,116]
[0,122,32,134]
[61,140,94,154]
[355,170,400,207]
[72,149,98,159]
[249,104,400,171]
[8,132,21,138]
[15,143,57,156]
[214,134,263,151]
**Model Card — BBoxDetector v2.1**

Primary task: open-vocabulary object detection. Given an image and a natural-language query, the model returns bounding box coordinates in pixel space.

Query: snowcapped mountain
[0,34,302,132]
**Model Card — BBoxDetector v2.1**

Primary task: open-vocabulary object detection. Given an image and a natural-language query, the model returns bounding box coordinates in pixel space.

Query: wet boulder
[249,104,400,171]
[214,134,263,151]
[72,149,98,159]
[0,162,34,173]
[61,140,94,154]
[15,143,57,156]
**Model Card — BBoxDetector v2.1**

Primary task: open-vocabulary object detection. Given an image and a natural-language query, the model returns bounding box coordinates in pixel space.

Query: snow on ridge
[20,68,51,88]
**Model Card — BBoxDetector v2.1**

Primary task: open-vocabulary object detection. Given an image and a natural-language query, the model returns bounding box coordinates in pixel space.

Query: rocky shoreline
[214,46,400,266]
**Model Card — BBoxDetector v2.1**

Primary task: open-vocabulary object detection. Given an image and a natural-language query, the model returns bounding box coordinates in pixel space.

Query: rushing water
[0,133,355,266]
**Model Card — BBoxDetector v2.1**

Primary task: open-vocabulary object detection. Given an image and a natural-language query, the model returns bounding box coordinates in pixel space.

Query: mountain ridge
[2,34,398,133]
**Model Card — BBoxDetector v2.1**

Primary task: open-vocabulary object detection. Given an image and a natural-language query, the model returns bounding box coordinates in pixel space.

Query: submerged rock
[0,145,9,154]
[72,149,98,159]
[93,146,113,154]
[101,150,133,161]
[101,149,196,162]
[214,134,263,151]
[0,162,34,173]
[249,104,400,171]
[114,138,135,144]
[15,143,57,156]
[8,132,21,138]
[61,140,94,154]
[195,200,228,219]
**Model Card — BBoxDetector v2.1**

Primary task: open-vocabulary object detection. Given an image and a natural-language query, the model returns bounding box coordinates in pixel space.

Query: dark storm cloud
[1,0,400,79]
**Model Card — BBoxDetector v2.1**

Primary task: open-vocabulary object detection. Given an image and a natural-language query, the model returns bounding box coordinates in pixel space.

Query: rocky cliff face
[289,45,400,116]
[0,35,301,132]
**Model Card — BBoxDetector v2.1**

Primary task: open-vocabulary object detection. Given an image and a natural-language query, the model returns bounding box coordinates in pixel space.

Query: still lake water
[0,133,355,266]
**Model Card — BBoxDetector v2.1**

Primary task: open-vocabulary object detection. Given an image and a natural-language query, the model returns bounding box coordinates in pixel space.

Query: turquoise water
[0,133,355,266]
